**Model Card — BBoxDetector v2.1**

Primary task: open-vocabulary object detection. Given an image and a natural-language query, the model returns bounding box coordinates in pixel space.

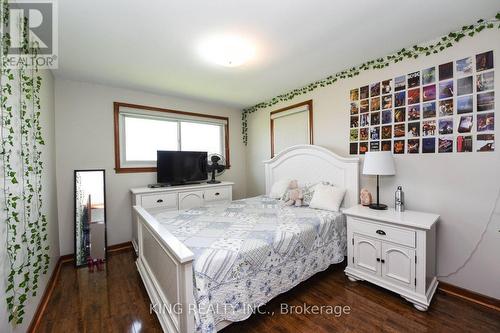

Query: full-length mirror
[74,170,107,267]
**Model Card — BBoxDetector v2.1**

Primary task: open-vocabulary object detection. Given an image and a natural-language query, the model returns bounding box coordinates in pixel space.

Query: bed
[133,145,359,333]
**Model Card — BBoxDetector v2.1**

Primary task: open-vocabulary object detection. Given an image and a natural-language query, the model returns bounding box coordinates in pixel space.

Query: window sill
[115,165,231,174]
[115,167,157,174]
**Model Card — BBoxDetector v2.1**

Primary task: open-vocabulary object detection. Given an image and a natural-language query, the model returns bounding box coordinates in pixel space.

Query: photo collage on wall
[349,50,495,155]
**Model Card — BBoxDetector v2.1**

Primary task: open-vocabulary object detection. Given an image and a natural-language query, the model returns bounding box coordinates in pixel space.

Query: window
[270,100,313,157]
[124,116,178,161]
[114,102,229,173]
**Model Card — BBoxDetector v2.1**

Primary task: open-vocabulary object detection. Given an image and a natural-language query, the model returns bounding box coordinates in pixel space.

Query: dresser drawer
[141,193,178,210]
[204,187,230,202]
[350,217,416,248]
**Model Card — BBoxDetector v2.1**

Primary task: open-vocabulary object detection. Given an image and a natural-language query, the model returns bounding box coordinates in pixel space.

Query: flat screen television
[157,151,208,185]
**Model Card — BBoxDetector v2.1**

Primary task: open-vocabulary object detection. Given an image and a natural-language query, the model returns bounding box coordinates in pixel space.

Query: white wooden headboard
[263,145,360,208]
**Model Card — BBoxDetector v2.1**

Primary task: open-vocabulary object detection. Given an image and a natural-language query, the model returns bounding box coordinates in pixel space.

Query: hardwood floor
[37,249,500,333]
[38,250,161,333]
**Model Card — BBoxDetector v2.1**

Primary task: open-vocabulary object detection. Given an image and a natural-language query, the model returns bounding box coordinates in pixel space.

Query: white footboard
[133,206,196,333]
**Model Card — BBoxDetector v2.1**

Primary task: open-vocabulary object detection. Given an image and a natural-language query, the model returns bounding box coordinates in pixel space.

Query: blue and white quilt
[151,196,347,332]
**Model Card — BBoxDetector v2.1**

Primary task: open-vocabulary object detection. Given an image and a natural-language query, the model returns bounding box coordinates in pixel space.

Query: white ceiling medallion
[199,35,255,67]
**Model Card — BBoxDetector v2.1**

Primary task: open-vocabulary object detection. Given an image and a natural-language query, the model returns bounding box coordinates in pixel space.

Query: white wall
[245,30,500,298]
[54,79,247,255]
[0,70,60,332]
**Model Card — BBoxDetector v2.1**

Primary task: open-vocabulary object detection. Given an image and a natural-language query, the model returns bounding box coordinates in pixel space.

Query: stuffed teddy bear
[285,180,303,207]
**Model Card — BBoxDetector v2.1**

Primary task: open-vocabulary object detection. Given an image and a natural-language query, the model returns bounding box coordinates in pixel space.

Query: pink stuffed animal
[285,180,303,207]
[360,188,372,206]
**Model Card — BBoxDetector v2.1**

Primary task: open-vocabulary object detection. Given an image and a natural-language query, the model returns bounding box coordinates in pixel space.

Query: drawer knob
[376,258,380,262]
[156,199,164,203]
[376,229,386,235]
[215,192,220,196]
[381,259,385,264]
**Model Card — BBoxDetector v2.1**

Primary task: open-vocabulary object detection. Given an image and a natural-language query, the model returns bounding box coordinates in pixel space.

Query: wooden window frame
[270,99,313,157]
[113,102,230,173]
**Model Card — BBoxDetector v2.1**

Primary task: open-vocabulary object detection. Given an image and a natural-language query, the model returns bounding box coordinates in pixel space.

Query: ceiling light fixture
[199,35,255,67]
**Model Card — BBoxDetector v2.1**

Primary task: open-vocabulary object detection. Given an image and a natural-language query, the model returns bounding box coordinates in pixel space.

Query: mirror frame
[73,169,108,268]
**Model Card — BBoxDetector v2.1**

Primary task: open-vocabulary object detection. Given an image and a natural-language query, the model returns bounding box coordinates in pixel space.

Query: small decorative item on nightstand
[395,186,405,212]
[360,188,372,206]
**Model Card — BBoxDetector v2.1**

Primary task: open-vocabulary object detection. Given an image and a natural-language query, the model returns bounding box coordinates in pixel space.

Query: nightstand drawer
[351,217,416,248]
[204,187,230,202]
[141,193,178,209]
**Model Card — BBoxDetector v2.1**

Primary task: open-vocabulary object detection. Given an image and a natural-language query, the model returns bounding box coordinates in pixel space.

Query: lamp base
[369,203,388,210]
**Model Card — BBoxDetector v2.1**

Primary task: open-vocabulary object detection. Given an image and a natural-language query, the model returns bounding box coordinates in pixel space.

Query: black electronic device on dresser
[155,150,207,186]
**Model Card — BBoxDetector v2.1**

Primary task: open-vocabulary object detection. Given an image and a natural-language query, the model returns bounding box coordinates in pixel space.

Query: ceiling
[54,0,500,108]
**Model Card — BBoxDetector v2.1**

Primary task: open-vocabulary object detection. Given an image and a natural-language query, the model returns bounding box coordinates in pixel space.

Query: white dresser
[343,205,439,311]
[130,181,234,252]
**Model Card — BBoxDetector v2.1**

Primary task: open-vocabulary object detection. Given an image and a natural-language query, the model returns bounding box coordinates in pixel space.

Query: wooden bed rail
[133,206,196,333]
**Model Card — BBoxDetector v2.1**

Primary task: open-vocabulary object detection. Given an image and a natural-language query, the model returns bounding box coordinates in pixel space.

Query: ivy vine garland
[241,13,500,144]
[1,0,49,325]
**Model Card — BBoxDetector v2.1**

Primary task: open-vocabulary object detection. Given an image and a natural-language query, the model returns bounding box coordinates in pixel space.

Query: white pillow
[309,184,346,212]
[269,179,291,199]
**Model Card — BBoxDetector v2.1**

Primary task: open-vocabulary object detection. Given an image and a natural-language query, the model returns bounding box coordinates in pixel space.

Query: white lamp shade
[363,151,395,175]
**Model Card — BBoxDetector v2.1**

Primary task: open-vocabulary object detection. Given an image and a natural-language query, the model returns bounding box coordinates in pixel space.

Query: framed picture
[477,134,494,152]
[423,84,436,101]
[476,72,494,92]
[422,137,436,153]
[439,62,453,81]
[456,57,473,76]
[422,67,436,85]
[457,135,473,152]
[408,71,420,88]
[422,102,436,118]
[476,51,493,72]
[438,136,453,153]
[457,76,473,95]
[407,139,420,154]
[422,120,436,136]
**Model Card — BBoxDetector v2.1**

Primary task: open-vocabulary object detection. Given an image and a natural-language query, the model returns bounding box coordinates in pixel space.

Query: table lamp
[362,151,395,210]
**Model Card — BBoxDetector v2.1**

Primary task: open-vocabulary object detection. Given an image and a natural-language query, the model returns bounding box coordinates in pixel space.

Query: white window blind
[271,104,311,156]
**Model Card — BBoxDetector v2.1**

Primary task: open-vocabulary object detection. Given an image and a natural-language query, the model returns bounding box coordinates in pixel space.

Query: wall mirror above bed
[270,100,313,157]
[74,169,107,267]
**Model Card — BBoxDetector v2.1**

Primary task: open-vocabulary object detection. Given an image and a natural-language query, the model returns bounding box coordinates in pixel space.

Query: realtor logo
[1,0,58,68]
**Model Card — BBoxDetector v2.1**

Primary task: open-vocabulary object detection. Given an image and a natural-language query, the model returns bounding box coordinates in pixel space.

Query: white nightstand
[343,205,439,311]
